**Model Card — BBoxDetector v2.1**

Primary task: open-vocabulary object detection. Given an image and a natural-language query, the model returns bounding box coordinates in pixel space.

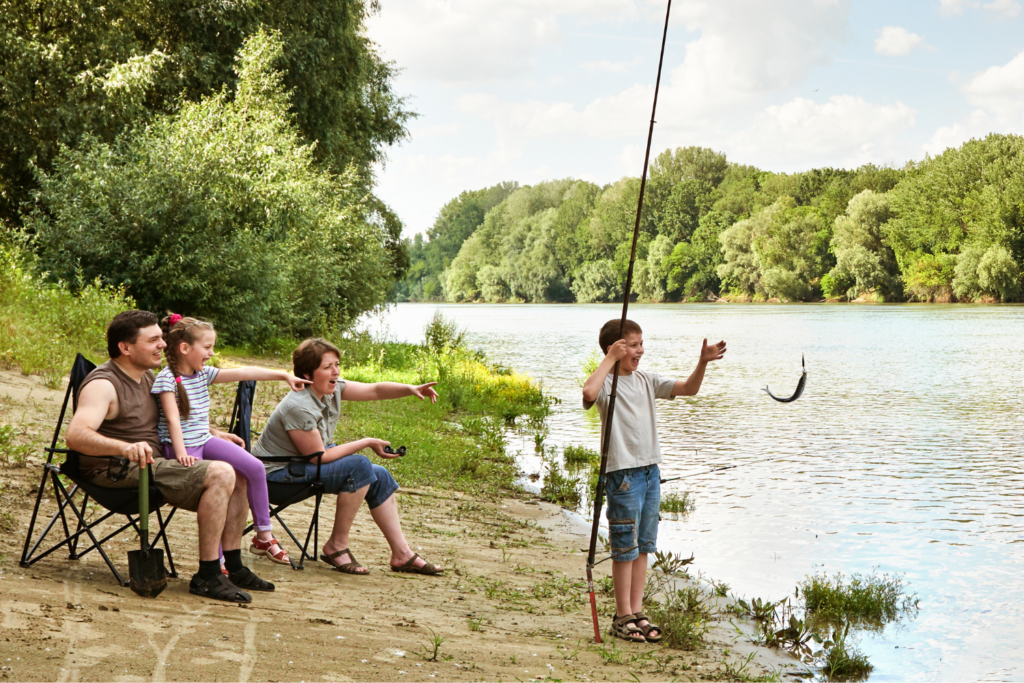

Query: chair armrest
[259,451,325,480]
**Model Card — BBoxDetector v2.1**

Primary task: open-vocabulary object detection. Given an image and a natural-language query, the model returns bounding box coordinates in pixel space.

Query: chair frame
[20,354,179,586]
[228,380,324,570]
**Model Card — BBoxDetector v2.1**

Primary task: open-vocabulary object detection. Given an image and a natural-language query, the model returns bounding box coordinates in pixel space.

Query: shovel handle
[139,463,149,551]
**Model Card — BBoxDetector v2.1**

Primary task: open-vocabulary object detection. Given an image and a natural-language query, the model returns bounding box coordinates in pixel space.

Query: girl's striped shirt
[151,365,219,447]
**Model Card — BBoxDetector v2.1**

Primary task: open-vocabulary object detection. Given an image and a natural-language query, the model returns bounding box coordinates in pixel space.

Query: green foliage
[0,240,133,387]
[646,585,711,650]
[562,444,599,468]
[660,491,695,514]
[798,571,919,624]
[0,0,411,227]
[540,451,582,508]
[828,190,900,301]
[818,622,873,681]
[27,31,394,344]
[571,259,619,303]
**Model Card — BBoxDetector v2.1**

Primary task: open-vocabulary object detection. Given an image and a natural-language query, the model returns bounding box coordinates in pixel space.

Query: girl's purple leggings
[163,438,272,531]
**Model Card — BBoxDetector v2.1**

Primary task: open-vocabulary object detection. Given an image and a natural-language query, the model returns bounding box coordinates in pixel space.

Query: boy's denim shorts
[604,464,660,562]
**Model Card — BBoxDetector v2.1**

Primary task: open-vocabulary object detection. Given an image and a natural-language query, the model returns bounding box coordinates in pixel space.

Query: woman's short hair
[293,338,341,380]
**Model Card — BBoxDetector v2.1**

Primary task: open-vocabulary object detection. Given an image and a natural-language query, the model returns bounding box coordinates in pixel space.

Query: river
[361,302,1024,682]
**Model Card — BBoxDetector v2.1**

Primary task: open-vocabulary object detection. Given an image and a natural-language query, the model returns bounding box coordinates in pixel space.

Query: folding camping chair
[229,380,324,570]
[20,353,179,586]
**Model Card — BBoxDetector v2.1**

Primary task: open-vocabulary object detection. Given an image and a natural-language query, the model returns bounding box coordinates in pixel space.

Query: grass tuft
[819,623,873,680]
[798,570,918,625]
[660,491,695,514]
[563,443,599,469]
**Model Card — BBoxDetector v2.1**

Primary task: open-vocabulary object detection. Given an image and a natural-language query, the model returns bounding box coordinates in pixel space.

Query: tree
[1,0,411,226]
[26,30,393,343]
[825,190,900,301]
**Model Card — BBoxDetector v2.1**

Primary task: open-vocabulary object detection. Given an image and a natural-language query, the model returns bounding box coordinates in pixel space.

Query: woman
[252,338,442,575]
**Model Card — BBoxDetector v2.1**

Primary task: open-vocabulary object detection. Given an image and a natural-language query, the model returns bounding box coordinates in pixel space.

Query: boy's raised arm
[671,339,727,397]
[582,340,629,407]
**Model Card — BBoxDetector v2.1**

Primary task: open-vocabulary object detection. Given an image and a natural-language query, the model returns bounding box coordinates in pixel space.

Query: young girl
[154,314,310,566]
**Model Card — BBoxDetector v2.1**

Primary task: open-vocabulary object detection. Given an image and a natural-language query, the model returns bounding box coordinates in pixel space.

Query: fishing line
[585,0,673,645]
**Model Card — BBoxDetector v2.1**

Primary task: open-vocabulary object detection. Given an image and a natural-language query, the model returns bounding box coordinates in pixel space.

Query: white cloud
[938,0,1021,16]
[366,0,640,84]
[581,57,643,74]
[730,95,917,167]
[873,26,926,56]
[939,0,973,16]
[923,110,994,155]
[660,0,852,119]
[960,50,1024,125]
[983,0,1022,17]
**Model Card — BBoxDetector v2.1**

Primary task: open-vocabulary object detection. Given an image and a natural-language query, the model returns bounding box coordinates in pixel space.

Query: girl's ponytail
[160,312,213,421]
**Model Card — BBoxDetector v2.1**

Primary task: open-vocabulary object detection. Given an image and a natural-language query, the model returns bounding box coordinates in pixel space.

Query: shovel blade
[128,548,167,598]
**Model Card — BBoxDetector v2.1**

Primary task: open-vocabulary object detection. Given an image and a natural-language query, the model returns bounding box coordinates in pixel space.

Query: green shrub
[541,455,582,508]
[798,571,918,624]
[26,30,396,345]
[819,622,873,680]
[660,491,695,514]
[0,241,133,386]
[563,444,599,468]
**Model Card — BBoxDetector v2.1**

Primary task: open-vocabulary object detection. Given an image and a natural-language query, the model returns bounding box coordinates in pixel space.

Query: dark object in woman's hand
[384,445,407,457]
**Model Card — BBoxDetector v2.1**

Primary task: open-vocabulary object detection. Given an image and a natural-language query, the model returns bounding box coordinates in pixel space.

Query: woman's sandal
[250,536,291,565]
[633,611,662,643]
[320,548,368,575]
[391,553,443,576]
[228,566,275,592]
[609,613,646,642]
[189,573,252,603]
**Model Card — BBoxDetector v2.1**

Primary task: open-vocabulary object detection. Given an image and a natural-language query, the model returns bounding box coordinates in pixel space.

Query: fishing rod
[660,452,809,484]
[585,0,673,645]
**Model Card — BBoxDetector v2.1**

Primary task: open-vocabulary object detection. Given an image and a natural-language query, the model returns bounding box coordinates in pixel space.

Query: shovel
[128,463,167,597]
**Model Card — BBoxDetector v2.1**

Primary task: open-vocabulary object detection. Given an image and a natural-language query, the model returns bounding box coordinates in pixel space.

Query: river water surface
[363,303,1023,682]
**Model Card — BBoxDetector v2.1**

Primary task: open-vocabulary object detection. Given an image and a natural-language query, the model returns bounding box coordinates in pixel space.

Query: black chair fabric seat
[59,458,167,516]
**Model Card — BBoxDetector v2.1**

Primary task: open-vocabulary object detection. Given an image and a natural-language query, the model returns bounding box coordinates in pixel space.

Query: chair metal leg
[69,493,91,559]
[20,464,54,567]
[154,507,178,577]
[58,480,128,586]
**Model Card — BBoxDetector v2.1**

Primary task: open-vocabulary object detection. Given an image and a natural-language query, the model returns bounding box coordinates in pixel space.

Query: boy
[582,319,727,642]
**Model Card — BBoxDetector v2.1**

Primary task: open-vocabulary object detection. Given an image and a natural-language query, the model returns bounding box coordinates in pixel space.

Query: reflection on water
[363,303,1024,682]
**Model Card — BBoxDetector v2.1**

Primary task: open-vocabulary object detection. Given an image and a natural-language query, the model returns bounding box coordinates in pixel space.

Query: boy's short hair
[293,338,341,380]
[107,310,159,358]
[599,319,642,354]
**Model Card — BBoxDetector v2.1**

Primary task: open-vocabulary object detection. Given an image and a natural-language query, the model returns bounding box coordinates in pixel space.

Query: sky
[364,0,1024,237]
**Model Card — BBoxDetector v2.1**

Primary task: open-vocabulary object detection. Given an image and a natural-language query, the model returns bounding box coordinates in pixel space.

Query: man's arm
[582,340,629,408]
[66,379,155,464]
[338,379,438,403]
[671,339,727,397]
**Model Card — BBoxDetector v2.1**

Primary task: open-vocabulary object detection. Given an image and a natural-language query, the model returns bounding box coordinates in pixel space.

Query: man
[66,310,272,602]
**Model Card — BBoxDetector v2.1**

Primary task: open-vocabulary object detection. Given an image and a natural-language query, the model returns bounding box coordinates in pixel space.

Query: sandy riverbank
[1,368,799,682]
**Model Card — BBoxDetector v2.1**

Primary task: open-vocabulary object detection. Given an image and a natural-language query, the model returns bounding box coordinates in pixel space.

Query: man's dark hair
[293,338,342,380]
[599,318,643,354]
[107,310,160,358]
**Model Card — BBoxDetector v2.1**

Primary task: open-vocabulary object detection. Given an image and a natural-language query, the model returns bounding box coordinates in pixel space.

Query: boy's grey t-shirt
[586,370,676,473]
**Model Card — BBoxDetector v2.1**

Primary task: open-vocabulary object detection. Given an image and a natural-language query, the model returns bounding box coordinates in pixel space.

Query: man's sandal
[228,566,275,592]
[250,536,291,565]
[609,613,646,642]
[633,611,662,643]
[189,573,252,603]
[320,548,368,575]
[391,553,443,576]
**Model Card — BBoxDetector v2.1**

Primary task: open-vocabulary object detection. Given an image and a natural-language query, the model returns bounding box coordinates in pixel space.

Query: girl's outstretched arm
[158,392,197,466]
[214,367,310,391]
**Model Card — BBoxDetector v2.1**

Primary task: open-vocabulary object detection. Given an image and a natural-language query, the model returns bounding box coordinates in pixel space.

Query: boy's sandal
[189,573,252,604]
[228,566,275,592]
[250,537,291,565]
[633,611,662,643]
[391,553,443,576]
[320,548,368,575]
[609,613,646,642]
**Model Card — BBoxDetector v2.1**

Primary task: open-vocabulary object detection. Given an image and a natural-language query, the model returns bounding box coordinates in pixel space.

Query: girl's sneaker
[250,537,291,565]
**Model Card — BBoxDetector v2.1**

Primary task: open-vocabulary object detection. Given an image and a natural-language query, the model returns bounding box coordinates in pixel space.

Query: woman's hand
[176,452,197,467]
[366,438,395,457]
[286,374,313,392]
[410,382,439,404]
